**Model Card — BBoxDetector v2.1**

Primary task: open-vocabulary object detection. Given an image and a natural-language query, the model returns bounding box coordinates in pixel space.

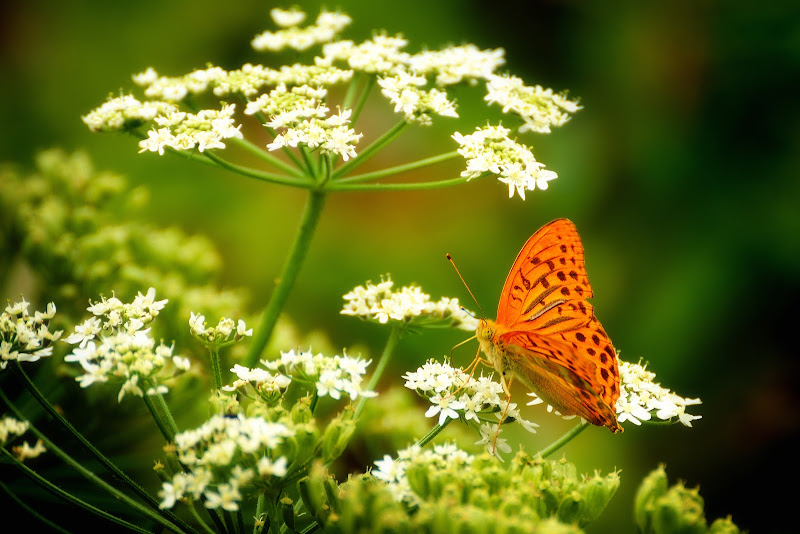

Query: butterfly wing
[494,219,621,431]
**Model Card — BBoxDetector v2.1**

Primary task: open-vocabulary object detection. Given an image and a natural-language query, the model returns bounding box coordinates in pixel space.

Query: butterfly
[475,218,622,432]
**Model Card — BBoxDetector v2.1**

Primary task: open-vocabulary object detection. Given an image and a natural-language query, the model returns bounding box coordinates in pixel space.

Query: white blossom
[409,45,506,86]
[485,74,581,133]
[252,10,351,52]
[138,103,242,156]
[1,299,61,371]
[616,360,702,428]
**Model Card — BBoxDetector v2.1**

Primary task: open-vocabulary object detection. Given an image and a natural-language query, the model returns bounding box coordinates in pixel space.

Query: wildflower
[484,74,580,133]
[13,438,47,461]
[377,71,458,125]
[0,299,61,371]
[64,289,190,401]
[82,95,179,132]
[189,313,253,346]
[138,103,243,155]
[424,394,465,426]
[341,276,478,330]
[616,360,702,427]
[251,9,351,52]
[322,34,410,75]
[409,44,506,86]
[475,422,512,459]
[160,414,293,511]
[262,349,376,401]
[452,125,557,200]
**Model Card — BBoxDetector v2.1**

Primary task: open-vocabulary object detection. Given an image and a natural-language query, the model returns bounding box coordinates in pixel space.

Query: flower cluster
[189,313,252,347]
[251,9,352,52]
[64,289,191,401]
[408,45,505,86]
[377,72,458,125]
[323,34,410,75]
[615,360,702,427]
[485,74,581,133]
[159,414,294,511]
[262,349,376,401]
[81,95,178,132]
[1,299,61,371]
[372,442,474,503]
[341,276,479,331]
[138,103,243,155]
[222,364,291,403]
[0,416,46,461]
[403,359,539,457]
[452,125,558,200]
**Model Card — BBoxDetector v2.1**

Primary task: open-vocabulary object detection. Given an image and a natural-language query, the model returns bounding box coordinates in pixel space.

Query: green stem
[254,492,266,534]
[210,346,223,390]
[354,326,401,420]
[538,421,590,458]
[325,174,474,192]
[190,505,218,534]
[244,190,327,367]
[151,389,180,438]
[227,137,307,179]
[298,146,316,178]
[350,75,376,125]
[415,419,452,448]
[0,448,152,533]
[332,120,408,178]
[9,363,195,532]
[204,150,314,189]
[142,393,175,443]
[342,74,361,110]
[336,151,461,183]
[0,390,186,532]
[265,494,281,534]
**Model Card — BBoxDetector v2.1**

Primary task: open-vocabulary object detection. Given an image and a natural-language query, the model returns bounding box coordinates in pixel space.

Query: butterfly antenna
[446,253,485,318]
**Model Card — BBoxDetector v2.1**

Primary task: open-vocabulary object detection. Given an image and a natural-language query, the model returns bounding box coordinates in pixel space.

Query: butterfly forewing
[497,219,595,335]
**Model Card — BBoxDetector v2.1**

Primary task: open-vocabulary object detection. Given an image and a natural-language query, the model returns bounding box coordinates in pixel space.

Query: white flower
[82,95,179,132]
[322,34,410,75]
[252,9,351,52]
[452,125,558,200]
[484,74,581,133]
[409,44,506,86]
[616,360,702,428]
[13,439,47,461]
[475,422,512,460]
[270,7,306,28]
[138,103,242,156]
[257,456,288,477]
[262,349,376,400]
[0,299,62,370]
[425,394,465,425]
[377,72,458,124]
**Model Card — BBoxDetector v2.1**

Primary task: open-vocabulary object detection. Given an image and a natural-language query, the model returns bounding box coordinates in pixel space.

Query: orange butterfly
[475,219,622,432]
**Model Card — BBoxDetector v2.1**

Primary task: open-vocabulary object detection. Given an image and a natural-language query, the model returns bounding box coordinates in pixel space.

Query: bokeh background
[1,0,799,532]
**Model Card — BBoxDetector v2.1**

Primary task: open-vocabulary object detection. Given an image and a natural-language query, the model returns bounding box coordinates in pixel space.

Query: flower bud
[651,483,707,534]
[579,470,620,524]
[634,464,669,532]
[555,490,582,524]
[320,416,356,463]
[709,516,741,534]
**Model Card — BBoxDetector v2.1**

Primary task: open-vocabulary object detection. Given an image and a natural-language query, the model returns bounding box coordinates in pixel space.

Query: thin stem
[254,492,266,534]
[537,421,590,458]
[227,137,306,179]
[244,190,327,367]
[342,73,361,110]
[336,151,461,184]
[354,326,401,420]
[203,150,314,189]
[142,393,175,443]
[209,346,223,391]
[0,391,185,532]
[150,389,180,438]
[9,363,195,532]
[325,174,473,192]
[298,146,316,178]
[190,505,218,534]
[415,419,452,448]
[0,448,152,533]
[332,120,408,178]
[350,75,376,125]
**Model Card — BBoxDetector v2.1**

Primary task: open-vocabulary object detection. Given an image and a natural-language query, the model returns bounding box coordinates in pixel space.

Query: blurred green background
[1,0,799,532]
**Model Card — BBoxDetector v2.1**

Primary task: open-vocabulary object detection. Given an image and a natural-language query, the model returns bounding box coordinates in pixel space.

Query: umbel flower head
[159,414,294,511]
[0,415,47,462]
[341,276,478,331]
[1,299,61,371]
[64,289,191,401]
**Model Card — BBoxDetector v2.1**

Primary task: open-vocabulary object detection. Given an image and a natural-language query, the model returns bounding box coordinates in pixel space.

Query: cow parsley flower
[377,71,458,125]
[189,313,253,346]
[323,34,410,75]
[1,299,61,371]
[0,416,46,462]
[485,74,581,133]
[452,125,557,200]
[616,360,702,427]
[160,414,293,511]
[408,44,506,86]
[404,359,539,436]
[251,9,351,52]
[262,349,376,401]
[341,276,478,331]
[64,289,190,401]
[138,103,243,155]
[82,95,179,132]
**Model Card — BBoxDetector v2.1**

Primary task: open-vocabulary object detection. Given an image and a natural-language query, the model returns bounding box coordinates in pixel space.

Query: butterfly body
[477,219,622,433]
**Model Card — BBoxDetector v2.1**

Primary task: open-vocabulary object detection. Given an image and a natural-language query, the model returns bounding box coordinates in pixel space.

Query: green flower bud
[532,517,584,534]
[404,462,432,500]
[709,516,741,534]
[635,464,669,533]
[579,470,620,525]
[290,396,313,424]
[320,416,356,463]
[281,497,295,530]
[298,461,330,525]
[556,489,582,525]
[651,483,707,534]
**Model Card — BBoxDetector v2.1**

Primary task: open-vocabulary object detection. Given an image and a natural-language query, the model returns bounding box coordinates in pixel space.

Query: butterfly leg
[446,345,491,400]
[492,377,514,453]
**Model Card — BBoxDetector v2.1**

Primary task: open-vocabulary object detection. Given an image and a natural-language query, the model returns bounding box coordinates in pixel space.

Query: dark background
[1,1,798,532]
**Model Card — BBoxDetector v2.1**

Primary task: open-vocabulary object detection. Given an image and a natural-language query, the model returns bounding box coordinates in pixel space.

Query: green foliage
[0,149,246,348]
[634,465,742,534]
